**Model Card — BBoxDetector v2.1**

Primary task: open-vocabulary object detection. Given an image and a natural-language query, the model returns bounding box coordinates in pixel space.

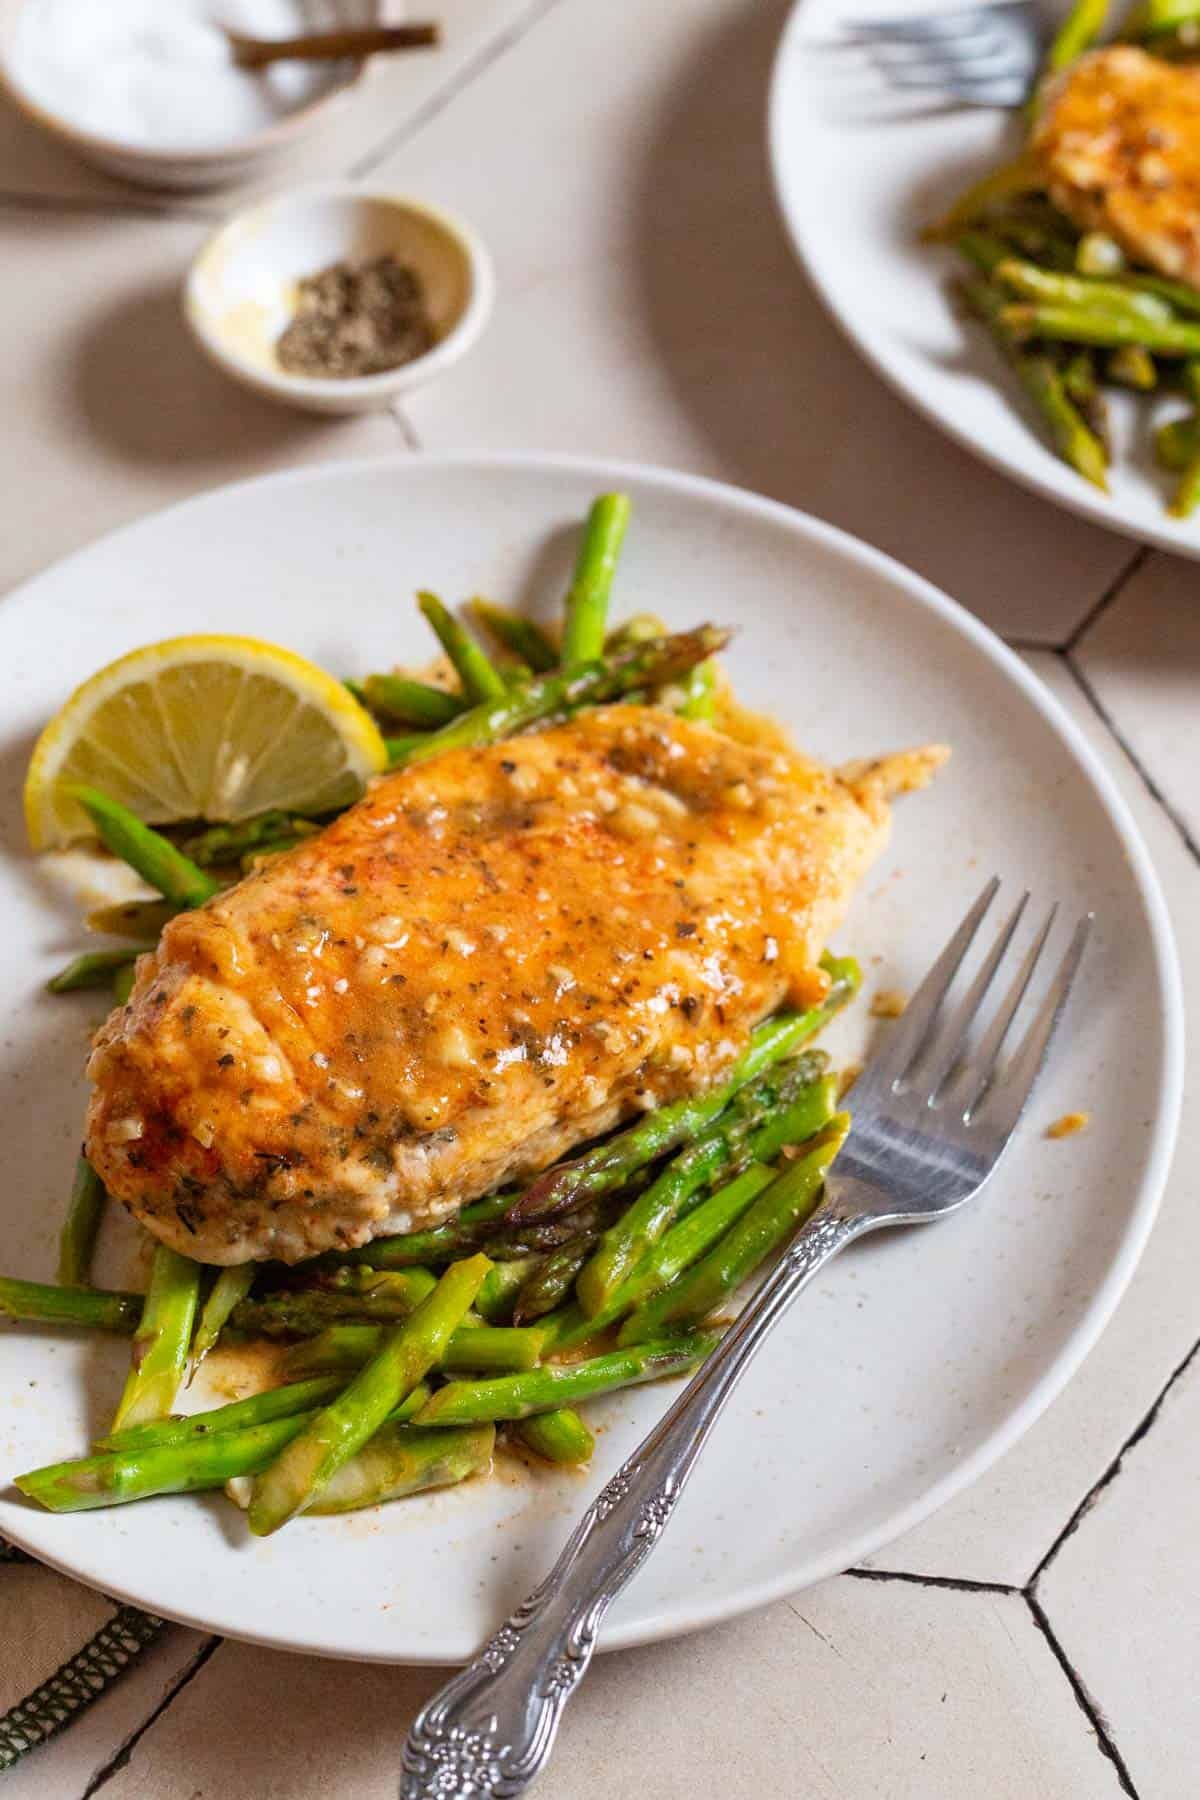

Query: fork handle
[400,1192,874,1798]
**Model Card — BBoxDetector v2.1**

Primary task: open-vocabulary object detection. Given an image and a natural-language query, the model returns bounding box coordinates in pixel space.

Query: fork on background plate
[400,878,1091,1799]
[848,1,1045,106]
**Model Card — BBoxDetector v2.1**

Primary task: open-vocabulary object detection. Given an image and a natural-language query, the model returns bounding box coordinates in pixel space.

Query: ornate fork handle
[400,1187,876,1799]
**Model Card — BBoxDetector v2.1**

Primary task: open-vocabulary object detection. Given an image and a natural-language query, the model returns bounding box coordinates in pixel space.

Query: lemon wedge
[25,635,388,850]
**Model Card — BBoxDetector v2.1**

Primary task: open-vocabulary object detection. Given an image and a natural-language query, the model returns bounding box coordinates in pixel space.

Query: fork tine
[849,11,993,38]
[955,901,1056,1115]
[856,877,999,1096]
[922,891,1029,1100]
[968,915,1092,1134]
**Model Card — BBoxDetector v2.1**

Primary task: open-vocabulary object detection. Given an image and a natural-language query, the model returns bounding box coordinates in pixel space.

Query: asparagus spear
[1170,446,1200,517]
[46,947,151,994]
[363,673,464,728]
[18,1405,467,1515]
[111,962,136,1004]
[181,811,313,866]
[247,1254,490,1534]
[388,626,730,771]
[511,957,858,1224]
[474,1255,543,1322]
[993,258,1171,323]
[561,494,632,666]
[1046,0,1108,71]
[417,592,508,704]
[961,278,1109,489]
[574,1059,834,1316]
[0,1276,141,1333]
[330,1193,514,1269]
[57,1158,106,1288]
[414,1332,717,1425]
[306,1422,494,1514]
[230,1269,438,1337]
[282,1320,551,1377]
[514,1409,595,1465]
[190,1264,255,1372]
[70,787,220,910]
[468,599,558,673]
[112,1247,202,1430]
[604,612,665,650]
[99,1378,431,1453]
[1003,301,1200,354]
[511,1240,596,1325]
[618,1116,850,1344]
[100,1375,350,1450]
[1107,345,1158,390]
[676,659,717,722]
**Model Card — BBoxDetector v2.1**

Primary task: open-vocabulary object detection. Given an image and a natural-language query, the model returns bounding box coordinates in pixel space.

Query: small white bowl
[0,0,378,192]
[183,184,495,415]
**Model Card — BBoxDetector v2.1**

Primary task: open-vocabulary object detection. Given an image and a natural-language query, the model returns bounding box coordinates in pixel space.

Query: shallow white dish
[185,184,494,415]
[0,452,1181,1663]
[769,0,1200,558]
[0,0,380,191]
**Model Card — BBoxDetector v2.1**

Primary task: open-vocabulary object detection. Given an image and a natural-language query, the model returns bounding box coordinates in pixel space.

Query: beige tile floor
[0,0,1195,1795]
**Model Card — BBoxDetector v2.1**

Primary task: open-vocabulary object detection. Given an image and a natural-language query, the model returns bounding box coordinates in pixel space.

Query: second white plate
[0,452,1181,1661]
[769,0,1200,555]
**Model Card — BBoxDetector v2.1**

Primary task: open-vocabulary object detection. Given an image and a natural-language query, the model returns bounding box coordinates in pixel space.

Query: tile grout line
[0,187,221,224]
[1058,648,1200,866]
[77,1635,222,1800]
[1024,1593,1142,1799]
[1061,545,1151,654]
[843,1566,1018,1596]
[349,0,571,177]
[1027,1329,1200,1590]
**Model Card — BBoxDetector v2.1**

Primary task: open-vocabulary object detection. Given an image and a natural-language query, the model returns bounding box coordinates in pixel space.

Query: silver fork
[849,1,1044,106]
[400,880,1090,1799]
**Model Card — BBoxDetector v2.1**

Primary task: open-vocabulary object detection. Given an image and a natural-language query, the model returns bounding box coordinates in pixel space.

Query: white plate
[769,2,1200,556]
[0,452,1181,1663]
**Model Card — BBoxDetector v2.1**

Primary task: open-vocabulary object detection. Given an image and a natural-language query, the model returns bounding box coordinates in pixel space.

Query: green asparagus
[619,1116,850,1344]
[511,1240,596,1325]
[100,1375,351,1450]
[417,591,508,704]
[993,258,1172,323]
[0,1276,141,1334]
[474,1256,543,1322]
[414,1332,717,1425]
[330,1193,515,1269]
[70,787,220,909]
[230,1269,438,1337]
[468,599,558,672]
[511,957,858,1223]
[961,278,1108,488]
[1106,345,1159,390]
[676,659,717,722]
[574,1059,835,1316]
[282,1320,551,1377]
[364,673,464,728]
[111,962,136,1004]
[57,1158,106,1288]
[247,1254,490,1534]
[561,494,631,666]
[190,1263,255,1371]
[1003,301,1200,354]
[388,626,730,772]
[515,1410,595,1465]
[112,1246,202,1430]
[1047,0,1109,71]
[182,812,315,866]
[46,947,150,994]
[306,1422,494,1513]
[86,898,178,938]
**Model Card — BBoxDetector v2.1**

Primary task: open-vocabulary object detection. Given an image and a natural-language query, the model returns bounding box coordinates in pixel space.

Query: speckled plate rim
[0,451,1183,1662]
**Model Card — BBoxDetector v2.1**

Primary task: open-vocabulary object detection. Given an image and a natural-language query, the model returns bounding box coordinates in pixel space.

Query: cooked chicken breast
[1035,47,1200,287]
[86,707,946,1264]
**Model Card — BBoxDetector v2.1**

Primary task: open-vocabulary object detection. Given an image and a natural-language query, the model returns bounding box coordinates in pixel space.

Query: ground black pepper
[276,254,436,379]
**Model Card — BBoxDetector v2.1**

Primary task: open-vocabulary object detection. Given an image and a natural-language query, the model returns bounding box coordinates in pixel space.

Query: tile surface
[1039,1351,1200,1800]
[89,1583,1127,1800]
[0,203,402,594]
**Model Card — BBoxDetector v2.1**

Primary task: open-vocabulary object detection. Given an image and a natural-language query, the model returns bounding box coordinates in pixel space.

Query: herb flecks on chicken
[86,707,945,1264]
